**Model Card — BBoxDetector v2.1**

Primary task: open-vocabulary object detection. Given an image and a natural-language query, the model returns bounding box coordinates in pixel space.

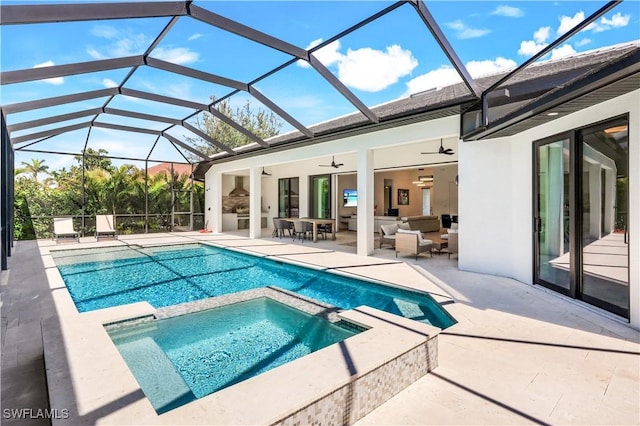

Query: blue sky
[2,0,639,170]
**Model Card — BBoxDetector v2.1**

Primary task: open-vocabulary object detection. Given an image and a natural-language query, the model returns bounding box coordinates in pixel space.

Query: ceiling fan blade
[443,149,455,155]
[336,163,344,167]
[421,151,438,154]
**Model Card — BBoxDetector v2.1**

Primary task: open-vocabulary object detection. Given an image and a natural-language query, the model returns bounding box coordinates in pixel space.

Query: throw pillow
[381,223,399,236]
[398,222,411,230]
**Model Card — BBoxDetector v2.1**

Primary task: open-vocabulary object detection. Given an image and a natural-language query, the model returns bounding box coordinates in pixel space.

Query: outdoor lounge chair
[395,229,433,260]
[379,222,411,249]
[53,217,80,243]
[95,215,117,240]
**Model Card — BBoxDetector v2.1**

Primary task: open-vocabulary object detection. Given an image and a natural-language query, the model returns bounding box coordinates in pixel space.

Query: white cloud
[445,20,491,39]
[534,26,551,43]
[165,83,192,100]
[491,5,524,18]
[33,60,64,85]
[188,33,203,41]
[297,39,418,92]
[405,66,461,95]
[518,40,546,56]
[152,47,199,65]
[297,38,342,68]
[86,47,106,60]
[102,78,118,88]
[518,26,550,56]
[466,57,517,77]
[313,40,343,67]
[591,12,630,32]
[557,11,585,35]
[575,38,591,47]
[557,11,630,35]
[337,45,418,92]
[90,24,119,40]
[88,24,199,63]
[405,57,516,95]
[551,44,577,59]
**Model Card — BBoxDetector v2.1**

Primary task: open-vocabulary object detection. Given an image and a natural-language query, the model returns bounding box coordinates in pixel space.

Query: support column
[206,171,222,233]
[357,148,374,256]
[249,167,262,239]
[298,175,309,218]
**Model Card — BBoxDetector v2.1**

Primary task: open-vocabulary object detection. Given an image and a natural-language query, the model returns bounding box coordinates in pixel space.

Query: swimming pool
[108,297,359,413]
[53,243,455,329]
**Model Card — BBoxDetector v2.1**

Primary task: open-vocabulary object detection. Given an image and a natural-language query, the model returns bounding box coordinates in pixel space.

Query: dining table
[284,218,336,242]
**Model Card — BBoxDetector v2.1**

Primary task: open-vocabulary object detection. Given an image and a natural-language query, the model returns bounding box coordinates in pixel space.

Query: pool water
[54,244,455,329]
[108,298,359,413]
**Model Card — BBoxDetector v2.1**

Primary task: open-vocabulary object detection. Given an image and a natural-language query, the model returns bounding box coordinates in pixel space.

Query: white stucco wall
[458,89,639,328]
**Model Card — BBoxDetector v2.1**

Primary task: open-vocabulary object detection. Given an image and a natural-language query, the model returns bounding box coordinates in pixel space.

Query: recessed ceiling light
[547,112,559,116]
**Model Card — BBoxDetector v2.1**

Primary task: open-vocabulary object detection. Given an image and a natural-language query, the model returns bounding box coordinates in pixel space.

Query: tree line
[14,149,203,240]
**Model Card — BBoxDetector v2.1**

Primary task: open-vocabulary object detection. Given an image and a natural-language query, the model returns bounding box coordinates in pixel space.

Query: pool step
[115,336,196,414]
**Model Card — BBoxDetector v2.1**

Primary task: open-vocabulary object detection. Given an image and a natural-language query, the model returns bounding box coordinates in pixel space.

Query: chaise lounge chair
[53,217,80,243]
[96,214,117,241]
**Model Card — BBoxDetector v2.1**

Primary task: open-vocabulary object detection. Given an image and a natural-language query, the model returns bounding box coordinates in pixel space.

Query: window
[278,177,299,218]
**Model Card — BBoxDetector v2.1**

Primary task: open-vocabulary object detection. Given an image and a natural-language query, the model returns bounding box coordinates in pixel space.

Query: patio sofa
[401,215,440,233]
[348,215,402,231]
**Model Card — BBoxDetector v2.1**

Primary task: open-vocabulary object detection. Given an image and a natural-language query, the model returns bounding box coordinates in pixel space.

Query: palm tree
[20,158,49,182]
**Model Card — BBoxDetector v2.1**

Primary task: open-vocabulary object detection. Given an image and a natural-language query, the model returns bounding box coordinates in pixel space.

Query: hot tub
[107,297,360,414]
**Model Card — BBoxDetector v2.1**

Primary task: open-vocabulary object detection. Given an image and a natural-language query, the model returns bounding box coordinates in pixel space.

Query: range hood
[229,176,250,197]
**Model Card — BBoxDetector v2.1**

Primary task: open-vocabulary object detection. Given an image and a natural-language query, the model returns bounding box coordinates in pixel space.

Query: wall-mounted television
[343,189,357,207]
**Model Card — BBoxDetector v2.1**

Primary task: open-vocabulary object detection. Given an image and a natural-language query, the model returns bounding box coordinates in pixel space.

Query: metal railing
[17,213,205,240]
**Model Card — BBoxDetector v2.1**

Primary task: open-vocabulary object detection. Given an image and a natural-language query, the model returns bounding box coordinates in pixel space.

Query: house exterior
[201,42,640,328]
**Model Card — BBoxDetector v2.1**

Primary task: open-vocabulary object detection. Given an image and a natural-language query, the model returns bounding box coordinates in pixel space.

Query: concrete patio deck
[1,231,638,425]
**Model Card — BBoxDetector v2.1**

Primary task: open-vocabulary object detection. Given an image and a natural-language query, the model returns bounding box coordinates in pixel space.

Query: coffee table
[430,239,448,254]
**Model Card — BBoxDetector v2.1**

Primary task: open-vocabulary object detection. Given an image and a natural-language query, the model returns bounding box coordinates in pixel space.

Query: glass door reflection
[580,120,629,317]
[535,138,571,293]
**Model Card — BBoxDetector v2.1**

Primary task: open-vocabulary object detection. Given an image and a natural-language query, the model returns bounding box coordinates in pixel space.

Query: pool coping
[40,239,450,425]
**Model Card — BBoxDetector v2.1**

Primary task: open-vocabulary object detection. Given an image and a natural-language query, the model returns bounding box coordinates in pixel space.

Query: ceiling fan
[261,167,271,176]
[319,156,344,168]
[421,139,454,156]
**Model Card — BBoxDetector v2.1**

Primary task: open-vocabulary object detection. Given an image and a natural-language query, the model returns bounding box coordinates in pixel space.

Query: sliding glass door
[309,174,331,219]
[533,117,629,318]
[278,177,299,218]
